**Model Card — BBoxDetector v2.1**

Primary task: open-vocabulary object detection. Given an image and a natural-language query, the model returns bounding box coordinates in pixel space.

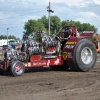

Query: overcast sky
[0,0,100,39]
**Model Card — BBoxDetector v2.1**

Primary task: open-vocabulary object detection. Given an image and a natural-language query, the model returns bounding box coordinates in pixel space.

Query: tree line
[1,15,97,41]
[23,15,97,40]
[0,35,19,40]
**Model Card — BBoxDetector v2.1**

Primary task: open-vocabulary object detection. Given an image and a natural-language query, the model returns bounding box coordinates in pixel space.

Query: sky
[0,0,100,39]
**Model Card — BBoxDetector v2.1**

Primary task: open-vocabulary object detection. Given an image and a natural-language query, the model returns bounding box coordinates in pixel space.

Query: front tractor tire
[10,61,25,76]
[67,39,97,72]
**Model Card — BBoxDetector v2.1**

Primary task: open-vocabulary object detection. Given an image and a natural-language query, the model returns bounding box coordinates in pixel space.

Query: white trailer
[0,40,7,46]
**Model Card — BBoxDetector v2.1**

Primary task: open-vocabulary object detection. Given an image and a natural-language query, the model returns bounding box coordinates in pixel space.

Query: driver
[61,27,70,39]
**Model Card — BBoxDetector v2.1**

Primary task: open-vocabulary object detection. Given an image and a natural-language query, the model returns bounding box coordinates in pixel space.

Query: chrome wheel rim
[15,65,23,75]
[81,47,93,64]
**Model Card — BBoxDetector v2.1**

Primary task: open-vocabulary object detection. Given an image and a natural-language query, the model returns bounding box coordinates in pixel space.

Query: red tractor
[0,26,97,76]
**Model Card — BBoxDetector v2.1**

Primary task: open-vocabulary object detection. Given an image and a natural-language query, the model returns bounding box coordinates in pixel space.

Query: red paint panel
[24,56,63,68]
[80,31,94,37]
[62,38,82,61]
[30,55,41,62]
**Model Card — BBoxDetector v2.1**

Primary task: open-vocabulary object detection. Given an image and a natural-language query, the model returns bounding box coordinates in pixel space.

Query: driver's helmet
[61,27,70,38]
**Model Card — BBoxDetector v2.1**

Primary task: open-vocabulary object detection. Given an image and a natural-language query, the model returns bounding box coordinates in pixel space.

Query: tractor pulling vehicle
[0,26,97,76]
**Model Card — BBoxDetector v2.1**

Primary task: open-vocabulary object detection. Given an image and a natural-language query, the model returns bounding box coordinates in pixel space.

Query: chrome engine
[4,35,61,62]
[4,46,18,61]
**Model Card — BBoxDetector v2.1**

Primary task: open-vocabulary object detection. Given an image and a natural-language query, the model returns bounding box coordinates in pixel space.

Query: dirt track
[0,57,100,100]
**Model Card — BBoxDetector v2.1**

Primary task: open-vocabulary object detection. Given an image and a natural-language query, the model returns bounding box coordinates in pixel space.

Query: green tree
[50,16,61,35]
[0,35,4,39]
[38,15,48,32]
[23,15,97,39]
[61,20,70,26]
[0,35,18,40]
[23,19,46,40]
[23,19,37,36]
[61,20,97,34]
[33,20,47,40]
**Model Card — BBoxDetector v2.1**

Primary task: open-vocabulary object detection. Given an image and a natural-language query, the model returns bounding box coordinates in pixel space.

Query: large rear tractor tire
[67,39,97,72]
[10,61,25,76]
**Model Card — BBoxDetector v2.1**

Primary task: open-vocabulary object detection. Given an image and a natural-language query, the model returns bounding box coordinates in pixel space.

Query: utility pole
[47,1,54,35]
[7,28,9,46]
